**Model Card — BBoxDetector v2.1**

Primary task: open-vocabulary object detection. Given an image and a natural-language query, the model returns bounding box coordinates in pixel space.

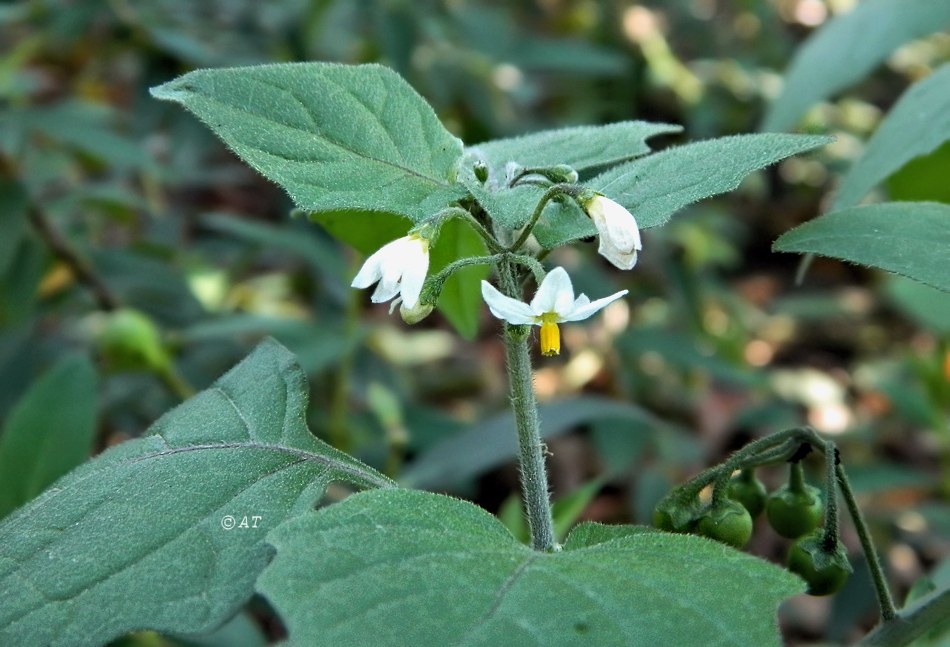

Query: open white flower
[583,194,642,270]
[351,234,429,309]
[481,266,627,356]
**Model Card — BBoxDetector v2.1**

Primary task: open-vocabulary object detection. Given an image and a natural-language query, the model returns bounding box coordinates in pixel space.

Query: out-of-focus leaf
[0,180,28,276]
[258,489,803,647]
[762,0,950,132]
[151,63,464,221]
[846,463,937,494]
[617,327,760,387]
[885,275,950,335]
[0,354,98,519]
[888,140,950,204]
[512,37,629,75]
[773,202,950,293]
[201,212,346,281]
[180,316,363,376]
[832,64,950,210]
[0,340,394,647]
[401,397,665,489]
[15,101,155,170]
[0,235,46,326]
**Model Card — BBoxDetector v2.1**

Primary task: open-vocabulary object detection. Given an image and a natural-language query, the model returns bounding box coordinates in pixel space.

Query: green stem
[507,184,579,253]
[504,323,557,552]
[434,207,504,254]
[156,364,196,401]
[837,463,898,621]
[858,588,950,647]
[821,441,841,548]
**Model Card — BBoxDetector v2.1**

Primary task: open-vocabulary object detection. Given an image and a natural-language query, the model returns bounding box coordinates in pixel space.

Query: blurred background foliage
[1,0,949,644]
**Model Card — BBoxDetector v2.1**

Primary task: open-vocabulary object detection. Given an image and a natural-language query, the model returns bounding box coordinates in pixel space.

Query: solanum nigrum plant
[0,61,946,647]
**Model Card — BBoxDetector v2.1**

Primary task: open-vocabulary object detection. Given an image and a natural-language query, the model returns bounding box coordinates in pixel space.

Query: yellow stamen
[539,319,561,356]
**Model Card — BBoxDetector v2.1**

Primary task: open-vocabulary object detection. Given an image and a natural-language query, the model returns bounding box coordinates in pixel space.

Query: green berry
[787,531,852,596]
[767,463,824,539]
[97,308,171,372]
[696,500,753,549]
[727,469,768,518]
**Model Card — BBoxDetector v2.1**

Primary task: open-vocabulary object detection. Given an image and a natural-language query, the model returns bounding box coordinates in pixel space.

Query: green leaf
[885,274,950,335]
[761,0,950,132]
[531,199,593,250]
[310,210,413,255]
[259,489,804,647]
[201,212,347,281]
[401,397,666,489]
[0,179,28,277]
[150,63,464,221]
[469,121,681,176]
[832,64,950,210]
[587,134,832,230]
[464,181,547,230]
[888,141,950,204]
[773,202,950,292]
[0,340,393,647]
[0,354,98,520]
[428,217,489,339]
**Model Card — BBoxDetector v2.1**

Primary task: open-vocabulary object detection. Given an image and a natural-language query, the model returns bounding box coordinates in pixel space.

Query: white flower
[351,234,430,309]
[583,194,642,270]
[481,266,627,356]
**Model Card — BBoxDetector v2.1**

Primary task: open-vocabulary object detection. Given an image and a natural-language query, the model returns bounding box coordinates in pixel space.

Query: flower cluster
[349,187,640,355]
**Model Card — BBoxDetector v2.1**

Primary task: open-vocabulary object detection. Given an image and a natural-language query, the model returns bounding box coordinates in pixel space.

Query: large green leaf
[0,340,393,647]
[578,134,831,236]
[469,121,681,176]
[259,489,804,647]
[773,202,950,292]
[762,0,950,132]
[0,354,98,519]
[150,63,464,220]
[832,64,950,210]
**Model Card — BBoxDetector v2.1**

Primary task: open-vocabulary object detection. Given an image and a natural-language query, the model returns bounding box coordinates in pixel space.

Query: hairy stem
[504,323,556,552]
[837,463,898,621]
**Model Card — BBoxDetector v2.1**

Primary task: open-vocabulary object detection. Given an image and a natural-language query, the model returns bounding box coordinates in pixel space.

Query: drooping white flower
[351,234,430,309]
[582,194,642,270]
[481,266,627,356]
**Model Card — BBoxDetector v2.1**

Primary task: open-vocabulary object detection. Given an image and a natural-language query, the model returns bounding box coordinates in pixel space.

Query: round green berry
[696,500,754,549]
[787,531,852,596]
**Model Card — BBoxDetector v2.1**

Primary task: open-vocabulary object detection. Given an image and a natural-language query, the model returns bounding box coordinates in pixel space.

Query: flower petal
[350,248,385,288]
[530,267,575,315]
[587,196,642,270]
[597,240,639,270]
[560,289,628,322]
[398,239,429,309]
[481,281,536,324]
